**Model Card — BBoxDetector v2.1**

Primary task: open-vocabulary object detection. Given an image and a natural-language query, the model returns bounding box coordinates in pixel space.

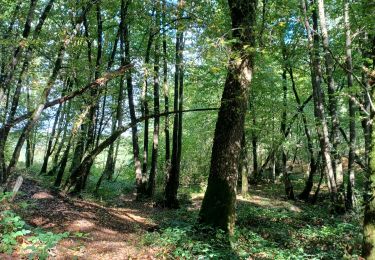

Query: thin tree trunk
[289,67,317,201]
[239,133,249,197]
[40,101,63,174]
[121,0,144,196]
[77,3,104,192]
[281,48,294,200]
[162,0,170,166]
[147,1,161,197]
[301,0,338,209]
[48,101,71,176]
[249,90,258,182]
[65,108,220,192]
[6,13,84,178]
[142,16,155,182]
[0,0,37,95]
[317,0,345,212]
[164,0,185,208]
[344,0,356,210]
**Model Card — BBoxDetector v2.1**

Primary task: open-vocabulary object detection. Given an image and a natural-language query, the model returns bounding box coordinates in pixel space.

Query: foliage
[26,230,69,260]
[0,192,69,259]
[143,183,362,259]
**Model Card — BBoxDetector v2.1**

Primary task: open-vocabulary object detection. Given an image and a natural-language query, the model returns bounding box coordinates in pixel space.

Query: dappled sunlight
[68,219,95,232]
[31,191,54,199]
[238,194,302,213]
[9,176,162,258]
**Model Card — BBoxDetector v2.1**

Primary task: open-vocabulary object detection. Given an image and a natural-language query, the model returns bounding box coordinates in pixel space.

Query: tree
[147,0,161,197]
[164,0,185,208]
[363,69,375,259]
[344,0,356,210]
[199,0,257,233]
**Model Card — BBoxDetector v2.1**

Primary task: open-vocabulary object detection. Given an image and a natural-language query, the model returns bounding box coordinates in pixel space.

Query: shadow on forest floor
[6,171,363,259]
[8,174,161,258]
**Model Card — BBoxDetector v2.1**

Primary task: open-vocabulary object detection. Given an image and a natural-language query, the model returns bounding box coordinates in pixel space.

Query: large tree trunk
[199,0,256,234]
[361,6,375,255]
[363,71,375,258]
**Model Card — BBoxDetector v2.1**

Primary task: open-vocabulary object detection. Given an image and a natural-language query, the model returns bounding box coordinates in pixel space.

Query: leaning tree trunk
[199,0,256,234]
[289,67,317,201]
[281,47,294,200]
[75,4,104,192]
[7,43,66,176]
[40,101,63,174]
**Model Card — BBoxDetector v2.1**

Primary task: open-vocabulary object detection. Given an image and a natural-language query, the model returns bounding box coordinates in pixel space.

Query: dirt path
[12,176,161,259]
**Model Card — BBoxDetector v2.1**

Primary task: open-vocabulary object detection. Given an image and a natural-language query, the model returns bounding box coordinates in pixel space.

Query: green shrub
[0,191,69,259]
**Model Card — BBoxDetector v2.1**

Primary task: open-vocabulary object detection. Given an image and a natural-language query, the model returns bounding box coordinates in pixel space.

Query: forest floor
[3,171,364,259]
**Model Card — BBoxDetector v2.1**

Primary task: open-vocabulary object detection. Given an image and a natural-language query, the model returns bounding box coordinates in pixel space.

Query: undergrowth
[0,191,69,259]
[143,197,362,259]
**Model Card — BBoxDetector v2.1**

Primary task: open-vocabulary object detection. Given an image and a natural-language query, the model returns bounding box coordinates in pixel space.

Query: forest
[0,0,374,258]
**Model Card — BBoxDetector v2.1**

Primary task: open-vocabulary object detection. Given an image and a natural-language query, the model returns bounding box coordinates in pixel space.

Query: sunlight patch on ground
[68,219,95,232]
[237,194,302,212]
[31,192,54,199]
[112,211,148,224]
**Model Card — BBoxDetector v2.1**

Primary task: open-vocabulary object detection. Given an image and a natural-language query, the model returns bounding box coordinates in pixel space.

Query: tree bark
[142,15,155,182]
[162,0,171,167]
[147,1,161,197]
[362,71,375,258]
[40,103,62,174]
[239,133,249,197]
[281,47,294,200]
[164,0,185,208]
[199,0,256,234]
[249,89,258,182]
[317,0,345,212]
[344,0,356,210]
[301,0,338,209]
[289,67,317,201]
